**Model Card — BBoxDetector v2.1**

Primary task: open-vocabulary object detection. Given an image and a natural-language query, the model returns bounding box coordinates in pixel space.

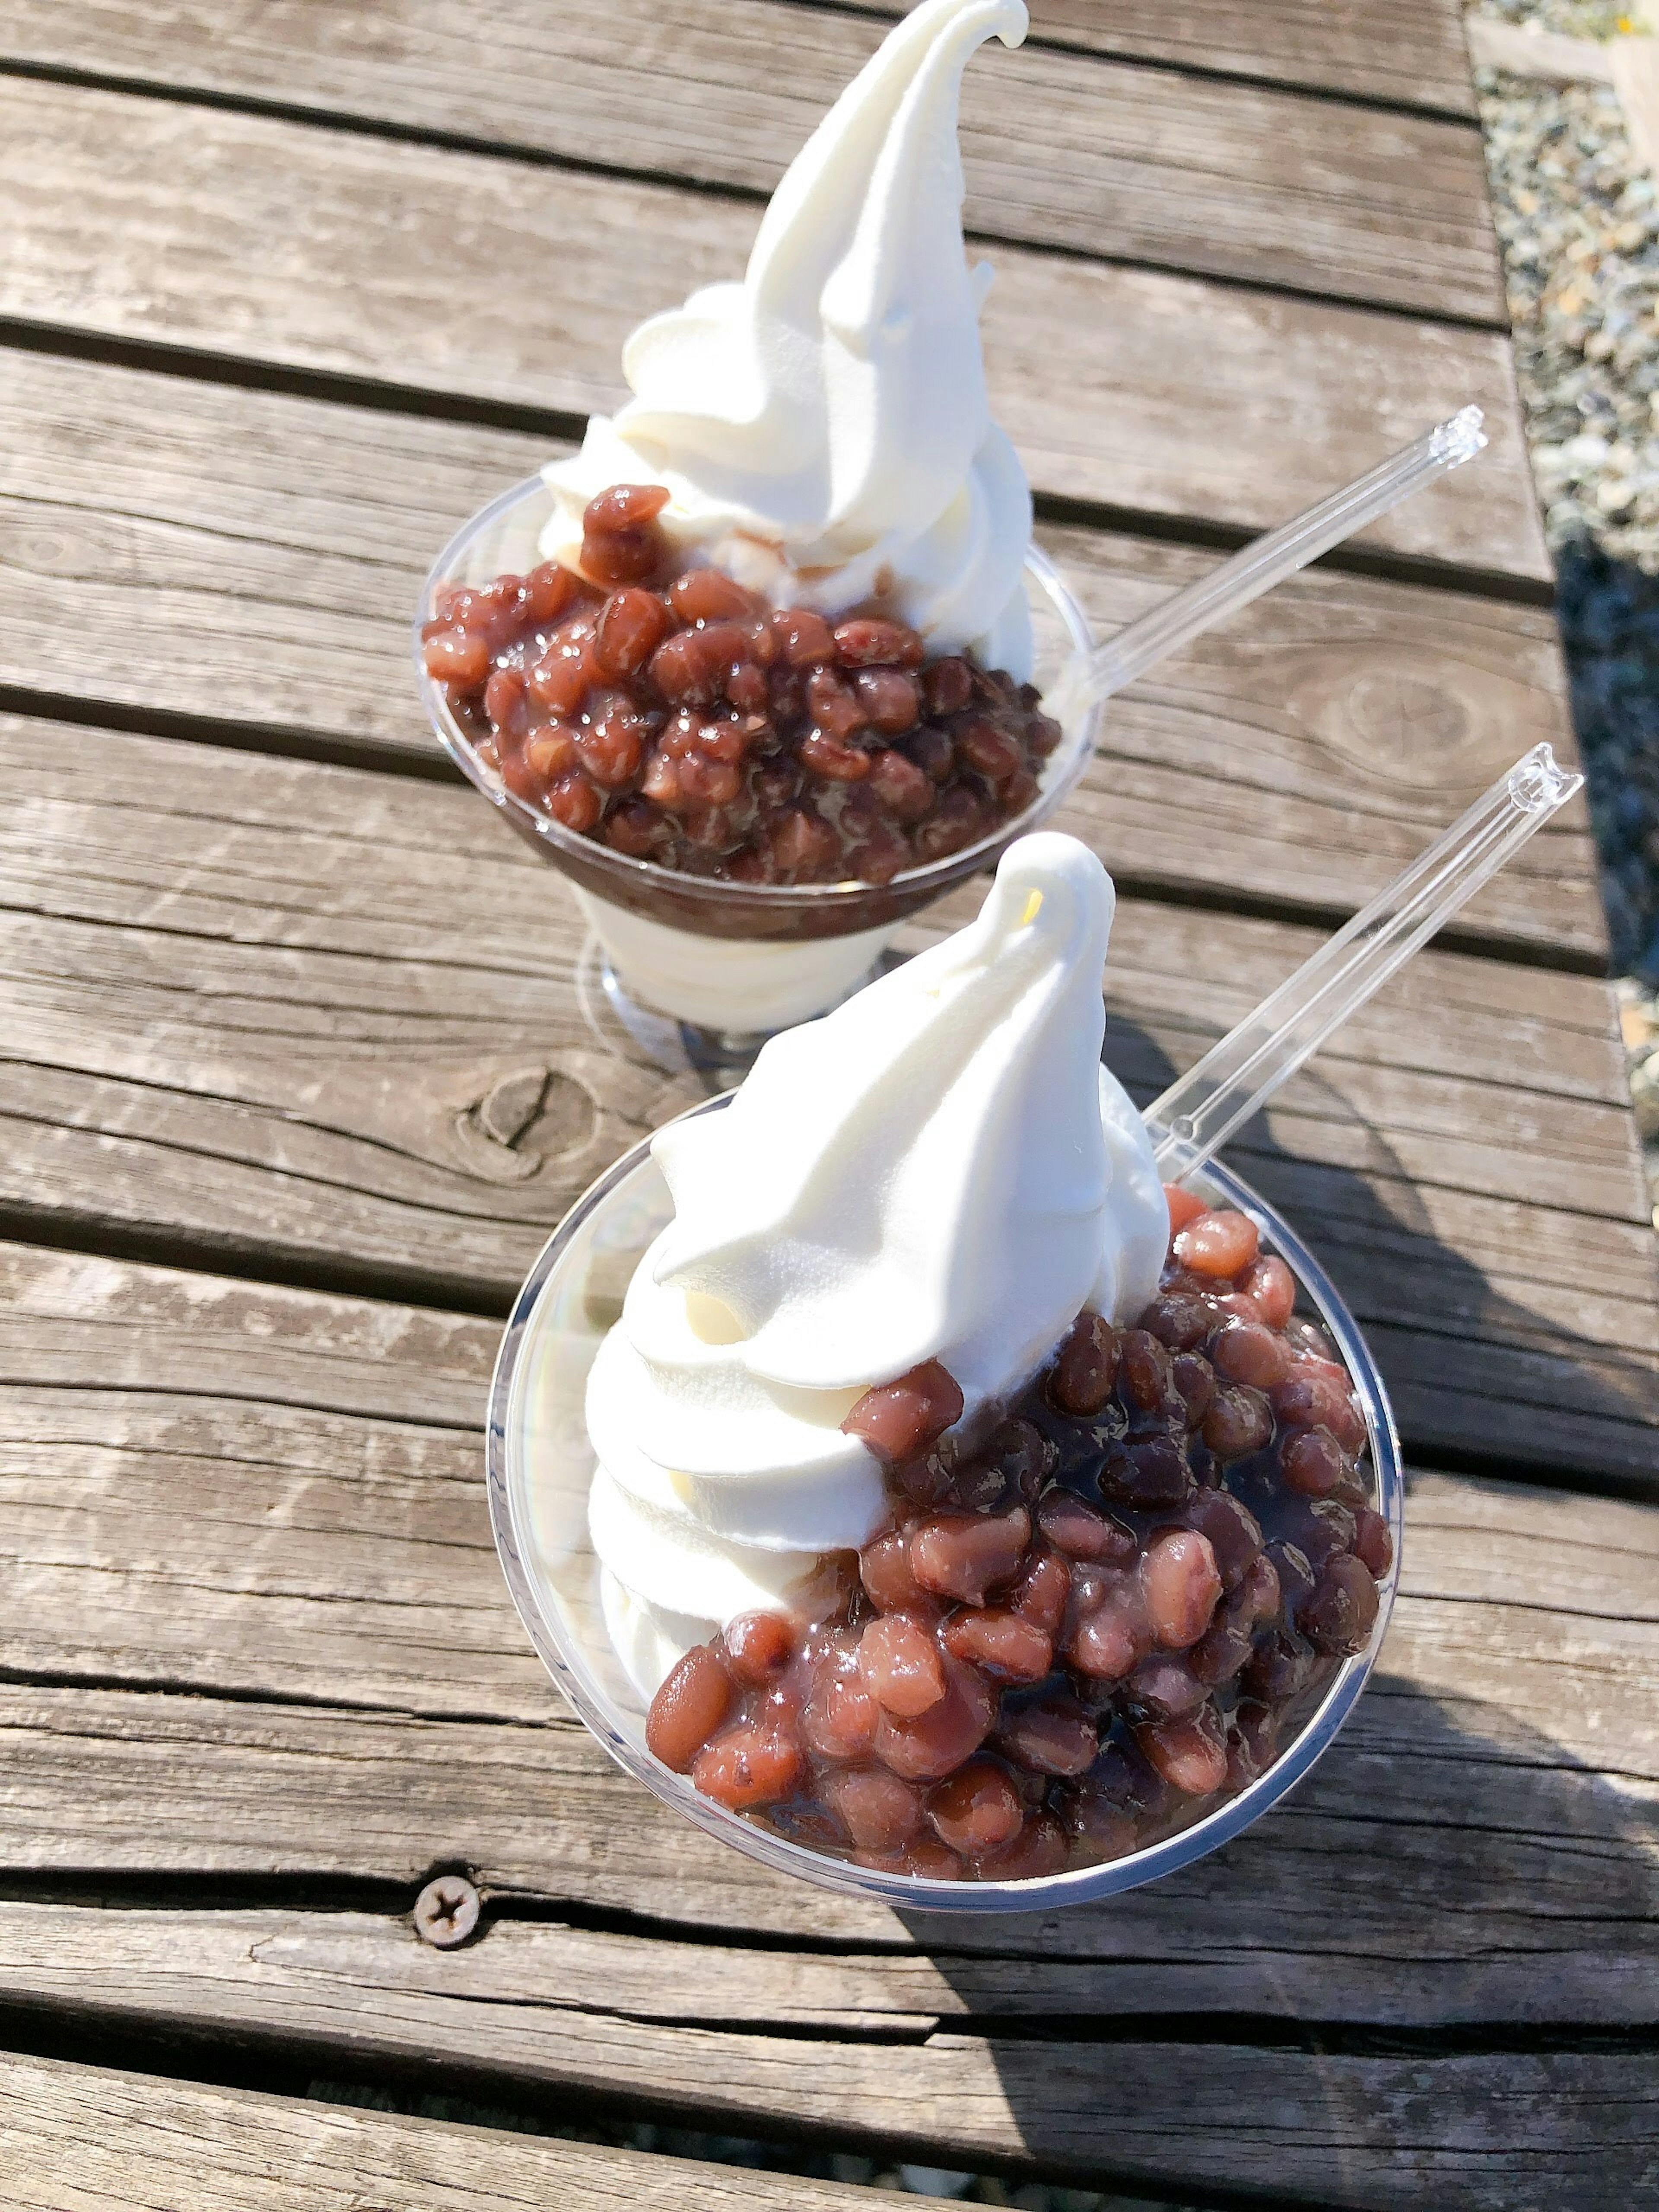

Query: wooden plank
[0,78,1548,578]
[0,719,1649,1477]
[0,353,1598,957]
[932,0,1482,117]
[0,2052,920,2212]
[0,0,1504,321]
[0,1240,1653,2023]
[0,1903,1650,2208]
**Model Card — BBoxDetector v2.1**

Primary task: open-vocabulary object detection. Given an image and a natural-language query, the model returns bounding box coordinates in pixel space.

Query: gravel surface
[1474,19,1659,1224]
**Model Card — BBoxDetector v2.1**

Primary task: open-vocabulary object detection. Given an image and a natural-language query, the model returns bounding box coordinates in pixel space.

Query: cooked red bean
[834,617,924,667]
[1174,1209,1260,1280]
[1068,1576,1152,1681]
[1163,1182,1208,1235]
[723,1611,795,1687]
[1141,1293,1212,1352]
[1118,1329,1176,1414]
[1007,1549,1071,1639]
[1098,1434,1192,1510]
[1049,1313,1120,1415]
[691,1722,803,1810]
[1142,1529,1224,1649]
[843,1360,964,1463]
[1036,1489,1133,1563]
[669,567,756,624]
[1062,1779,1138,1861]
[1202,1385,1274,1462]
[1139,1707,1228,1796]
[824,1767,923,1853]
[926,1758,1023,1853]
[873,1656,995,1780]
[645,1646,733,1772]
[1238,1255,1297,1328]
[979,1811,1068,1881]
[942,1608,1052,1682]
[1353,1506,1394,1579]
[1281,1426,1348,1498]
[857,1615,947,1717]
[1184,1488,1264,1592]
[910,1507,1031,1606]
[801,1654,880,1762]
[1171,1351,1216,1424]
[998,1694,1096,1776]
[1299,1554,1381,1656]
[859,1529,937,1615]
[1128,1653,1209,1719]
[1272,1370,1367,1453]
[425,629,491,686]
[1210,1317,1290,1391]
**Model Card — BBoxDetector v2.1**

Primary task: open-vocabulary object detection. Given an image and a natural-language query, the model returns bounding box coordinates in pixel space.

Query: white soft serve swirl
[588,834,1172,1697]
[541,0,1036,678]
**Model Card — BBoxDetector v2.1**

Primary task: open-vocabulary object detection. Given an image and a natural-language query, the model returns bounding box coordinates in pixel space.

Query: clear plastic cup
[486,1096,1404,1914]
[414,477,1102,1038]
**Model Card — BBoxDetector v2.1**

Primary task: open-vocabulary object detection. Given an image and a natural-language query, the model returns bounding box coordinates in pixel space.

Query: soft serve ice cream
[588,833,1170,1697]
[542,0,1036,678]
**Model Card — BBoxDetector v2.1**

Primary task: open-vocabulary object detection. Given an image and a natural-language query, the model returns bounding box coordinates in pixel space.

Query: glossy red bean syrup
[420,483,1062,887]
[644,1191,1393,1884]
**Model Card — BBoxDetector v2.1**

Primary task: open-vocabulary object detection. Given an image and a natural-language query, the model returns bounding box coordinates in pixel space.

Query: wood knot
[454,1066,597,1183]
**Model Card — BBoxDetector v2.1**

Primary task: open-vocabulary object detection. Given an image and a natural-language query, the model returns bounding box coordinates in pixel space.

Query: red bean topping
[1238,1254,1297,1329]
[1049,1313,1120,1416]
[1184,1488,1265,1591]
[724,1611,795,1687]
[1138,1706,1228,1796]
[1210,1317,1291,1391]
[1119,1329,1176,1414]
[645,1646,733,1772]
[1175,1209,1261,1280]
[979,1811,1068,1882]
[1281,1426,1348,1499]
[955,715,1023,781]
[524,560,576,623]
[1062,1780,1138,1862]
[669,567,756,624]
[585,483,671,532]
[922,656,975,715]
[802,1653,881,1762]
[1300,1554,1381,1656]
[910,1507,1031,1607]
[1163,1182,1209,1235]
[424,629,491,686]
[859,1529,935,1615]
[595,587,672,679]
[1036,1490,1135,1564]
[546,771,602,832]
[1353,1506,1394,1580]
[1202,1385,1274,1462]
[910,725,956,784]
[798,729,872,782]
[942,1608,1052,1683]
[1272,1370,1367,1454]
[1141,1293,1212,1352]
[843,1360,964,1464]
[1099,1434,1192,1510]
[1007,1549,1071,1639]
[873,1654,995,1780]
[867,747,937,823]
[925,1758,1024,1854]
[834,617,925,667]
[824,1767,923,1853]
[853,666,922,734]
[769,806,841,879]
[1128,1653,1210,1719]
[1067,1574,1152,1681]
[691,1721,803,1810]
[998,1693,1097,1776]
[1141,1529,1223,1649]
[856,1615,947,1717]
[1171,1350,1216,1425]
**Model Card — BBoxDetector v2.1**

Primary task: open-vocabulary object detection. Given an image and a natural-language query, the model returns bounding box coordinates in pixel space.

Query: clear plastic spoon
[1058,408,1488,715]
[1145,742,1583,1182]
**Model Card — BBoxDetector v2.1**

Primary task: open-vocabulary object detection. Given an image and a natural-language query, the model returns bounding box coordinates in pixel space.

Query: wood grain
[0,353,1596,953]
[1,716,1649,1475]
[0,2053,919,2212]
[0,77,1548,578]
[0,1903,1652,2207]
[0,1239,1653,2020]
[0,0,1503,321]
[897,0,1483,116]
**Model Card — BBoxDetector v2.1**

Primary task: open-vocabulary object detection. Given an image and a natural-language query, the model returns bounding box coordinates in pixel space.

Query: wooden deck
[0,3,1654,2204]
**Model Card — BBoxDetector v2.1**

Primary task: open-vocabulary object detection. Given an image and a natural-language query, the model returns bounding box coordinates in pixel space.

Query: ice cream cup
[486,1095,1404,1913]
[414,477,1101,1040]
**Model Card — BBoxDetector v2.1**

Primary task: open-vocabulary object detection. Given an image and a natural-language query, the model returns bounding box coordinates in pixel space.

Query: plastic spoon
[1144,742,1583,1182]
[1057,408,1488,715]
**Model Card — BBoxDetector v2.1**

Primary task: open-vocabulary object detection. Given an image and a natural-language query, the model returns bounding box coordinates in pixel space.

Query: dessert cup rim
[486,1095,1405,1914]
[413,474,1100,922]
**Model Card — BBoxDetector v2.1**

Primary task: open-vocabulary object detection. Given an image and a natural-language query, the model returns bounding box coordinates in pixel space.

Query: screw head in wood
[413,1874,480,1949]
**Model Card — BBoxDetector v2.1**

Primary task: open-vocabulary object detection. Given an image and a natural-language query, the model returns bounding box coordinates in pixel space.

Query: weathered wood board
[0,2053,918,2212]
[0,0,1503,319]
[0,78,1546,577]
